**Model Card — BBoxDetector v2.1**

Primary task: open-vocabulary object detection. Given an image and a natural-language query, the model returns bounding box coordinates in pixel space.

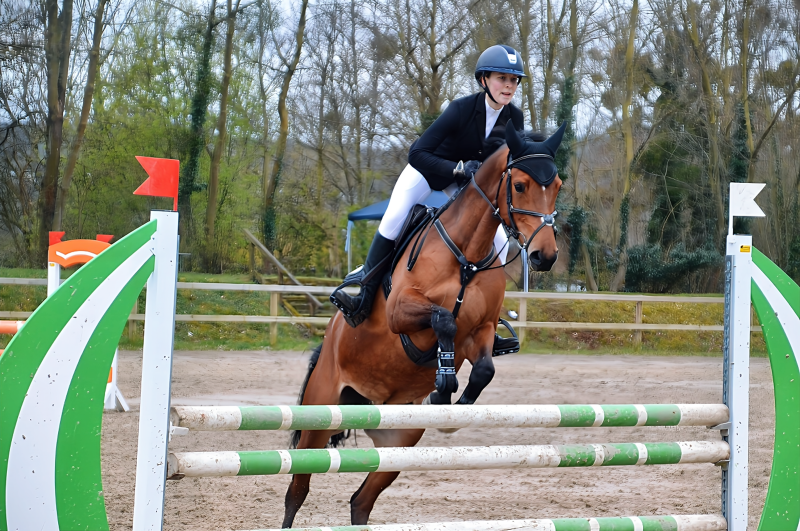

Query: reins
[406,150,558,318]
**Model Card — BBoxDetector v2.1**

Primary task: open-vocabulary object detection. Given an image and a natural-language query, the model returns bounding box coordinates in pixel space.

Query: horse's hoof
[434,373,459,395]
[424,391,451,405]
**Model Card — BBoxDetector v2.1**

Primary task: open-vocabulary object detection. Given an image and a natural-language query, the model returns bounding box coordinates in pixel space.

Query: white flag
[730,183,766,218]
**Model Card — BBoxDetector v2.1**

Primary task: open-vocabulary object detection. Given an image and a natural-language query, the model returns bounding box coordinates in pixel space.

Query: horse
[282,121,565,527]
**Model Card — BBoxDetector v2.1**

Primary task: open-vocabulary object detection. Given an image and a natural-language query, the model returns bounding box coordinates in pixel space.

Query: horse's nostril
[530,250,542,262]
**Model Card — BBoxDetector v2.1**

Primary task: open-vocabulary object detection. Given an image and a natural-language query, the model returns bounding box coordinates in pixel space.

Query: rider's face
[484,72,520,108]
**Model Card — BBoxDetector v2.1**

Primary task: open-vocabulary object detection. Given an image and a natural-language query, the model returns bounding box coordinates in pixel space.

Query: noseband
[470,152,558,252]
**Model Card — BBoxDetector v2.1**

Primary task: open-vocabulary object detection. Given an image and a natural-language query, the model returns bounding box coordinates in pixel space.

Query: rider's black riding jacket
[408,92,524,191]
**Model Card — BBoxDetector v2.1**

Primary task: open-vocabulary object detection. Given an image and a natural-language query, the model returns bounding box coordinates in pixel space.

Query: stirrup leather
[493,318,520,356]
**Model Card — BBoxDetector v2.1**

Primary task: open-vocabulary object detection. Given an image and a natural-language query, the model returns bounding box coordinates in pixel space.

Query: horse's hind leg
[350,429,425,525]
[283,353,343,528]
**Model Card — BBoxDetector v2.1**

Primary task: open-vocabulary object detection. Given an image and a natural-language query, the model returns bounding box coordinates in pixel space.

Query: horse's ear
[543,121,568,155]
[505,120,525,155]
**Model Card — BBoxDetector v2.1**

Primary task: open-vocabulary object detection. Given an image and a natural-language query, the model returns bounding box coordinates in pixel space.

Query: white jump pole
[132,210,179,531]
[723,182,765,531]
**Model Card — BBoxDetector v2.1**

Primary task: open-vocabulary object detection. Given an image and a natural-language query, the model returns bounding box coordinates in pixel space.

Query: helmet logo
[507,53,517,64]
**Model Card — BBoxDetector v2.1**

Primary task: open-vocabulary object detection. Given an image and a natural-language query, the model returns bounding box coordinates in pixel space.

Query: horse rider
[331,44,526,352]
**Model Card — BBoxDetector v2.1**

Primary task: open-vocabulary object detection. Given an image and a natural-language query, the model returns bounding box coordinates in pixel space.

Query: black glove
[453,160,482,186]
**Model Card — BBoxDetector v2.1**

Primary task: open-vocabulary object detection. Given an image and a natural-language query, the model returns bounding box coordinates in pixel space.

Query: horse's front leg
[455,322,496,405]
[429,305,459,403]
[386,289,458,404]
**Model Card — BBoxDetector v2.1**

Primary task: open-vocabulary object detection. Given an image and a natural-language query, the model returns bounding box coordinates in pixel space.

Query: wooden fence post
[634,300,643,348]
[270,291,279,346]
[518,296,527,346]
[128,298,138,341]
[249,243,256,283]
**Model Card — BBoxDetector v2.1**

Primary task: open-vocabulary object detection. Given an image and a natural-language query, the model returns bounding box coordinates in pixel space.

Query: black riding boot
[492,318,520,356]
[331,232,395,328]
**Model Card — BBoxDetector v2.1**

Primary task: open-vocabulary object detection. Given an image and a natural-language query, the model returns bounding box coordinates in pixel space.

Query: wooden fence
[1,278,756,346]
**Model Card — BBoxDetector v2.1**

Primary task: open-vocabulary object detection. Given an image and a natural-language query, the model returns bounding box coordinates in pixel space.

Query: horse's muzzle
[528,250,558,271]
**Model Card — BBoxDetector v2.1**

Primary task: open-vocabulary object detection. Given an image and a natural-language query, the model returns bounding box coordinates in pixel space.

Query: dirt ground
[101,350,774,531]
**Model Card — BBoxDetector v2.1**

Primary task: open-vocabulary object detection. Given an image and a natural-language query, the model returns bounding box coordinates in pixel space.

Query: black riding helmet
[474,45,526,104]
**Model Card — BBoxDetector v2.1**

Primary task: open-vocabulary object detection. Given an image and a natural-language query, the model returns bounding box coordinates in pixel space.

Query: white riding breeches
[378,164,510,264]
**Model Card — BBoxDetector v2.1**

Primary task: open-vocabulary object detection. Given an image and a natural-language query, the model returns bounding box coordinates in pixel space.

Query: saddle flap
[396,204,433,254]
[382,205,436,300]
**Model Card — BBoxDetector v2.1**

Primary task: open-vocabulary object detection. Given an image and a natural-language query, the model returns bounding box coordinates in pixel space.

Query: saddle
[381,203,518,368]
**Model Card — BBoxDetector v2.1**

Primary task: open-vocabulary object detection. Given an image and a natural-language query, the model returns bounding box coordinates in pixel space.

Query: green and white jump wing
[0,221,157,531]
[752,248,800,531]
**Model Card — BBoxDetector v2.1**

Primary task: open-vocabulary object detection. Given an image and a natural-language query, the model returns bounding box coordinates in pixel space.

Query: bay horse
[282,121,564,527]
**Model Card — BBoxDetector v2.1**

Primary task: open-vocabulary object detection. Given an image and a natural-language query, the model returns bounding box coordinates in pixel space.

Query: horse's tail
[290,342,350,449]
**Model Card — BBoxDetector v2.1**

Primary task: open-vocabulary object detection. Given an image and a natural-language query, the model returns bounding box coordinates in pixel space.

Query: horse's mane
[483,126,546,158]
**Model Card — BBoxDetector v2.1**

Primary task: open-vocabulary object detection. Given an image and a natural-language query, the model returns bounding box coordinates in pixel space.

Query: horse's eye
[514,183,525,193]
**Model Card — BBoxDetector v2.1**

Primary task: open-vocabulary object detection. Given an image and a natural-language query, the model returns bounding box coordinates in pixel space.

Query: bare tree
[39,0,74,263]
[538,0,569,129]
[53,0,109,231]
[384,0,481,130]
[262,0,309,247]
[204,0,247,271]
[510,0,539,126]
[608,0,637,291]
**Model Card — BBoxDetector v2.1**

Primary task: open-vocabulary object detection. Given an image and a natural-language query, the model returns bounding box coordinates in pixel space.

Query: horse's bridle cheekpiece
[469,151,558,257]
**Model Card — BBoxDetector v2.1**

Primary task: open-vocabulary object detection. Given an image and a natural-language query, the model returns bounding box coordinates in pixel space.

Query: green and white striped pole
[248,514,727,531]
[166,441,728,479]
[171,404,728,432]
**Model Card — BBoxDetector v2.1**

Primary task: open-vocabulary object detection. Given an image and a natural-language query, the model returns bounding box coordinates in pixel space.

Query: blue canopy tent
[345,191,449,271]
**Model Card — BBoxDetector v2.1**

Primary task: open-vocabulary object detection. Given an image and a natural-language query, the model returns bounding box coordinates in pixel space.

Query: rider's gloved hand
[453,160,482,186]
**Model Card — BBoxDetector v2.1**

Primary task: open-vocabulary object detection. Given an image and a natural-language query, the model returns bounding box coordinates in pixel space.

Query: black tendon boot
[331,232,395,327]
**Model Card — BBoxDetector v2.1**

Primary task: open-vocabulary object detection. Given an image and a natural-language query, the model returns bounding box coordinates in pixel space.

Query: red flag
[49,232,66,246]
[134,156,180,211]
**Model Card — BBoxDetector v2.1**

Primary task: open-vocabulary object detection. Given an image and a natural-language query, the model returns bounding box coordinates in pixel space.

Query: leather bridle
[405,151,559,319]
[469,152,558,255]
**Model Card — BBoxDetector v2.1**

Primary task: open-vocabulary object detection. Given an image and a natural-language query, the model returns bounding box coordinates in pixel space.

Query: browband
[508,153,554,167]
